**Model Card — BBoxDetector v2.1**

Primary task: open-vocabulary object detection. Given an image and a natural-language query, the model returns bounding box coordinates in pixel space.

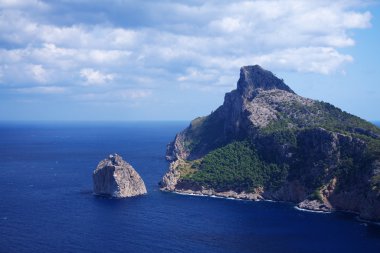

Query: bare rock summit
[93,154,147,198]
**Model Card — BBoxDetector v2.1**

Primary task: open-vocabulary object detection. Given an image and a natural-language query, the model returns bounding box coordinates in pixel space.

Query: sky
[0,0,379,121]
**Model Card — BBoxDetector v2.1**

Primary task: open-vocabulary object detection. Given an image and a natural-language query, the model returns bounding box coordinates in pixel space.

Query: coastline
[170,189,254,201]
[162,187,333,214]
[166,188,380,225]
[294,206,332,214]
[166,187,264,201]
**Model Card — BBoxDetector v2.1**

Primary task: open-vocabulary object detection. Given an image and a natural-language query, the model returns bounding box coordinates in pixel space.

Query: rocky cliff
[161,65,380,221]
[93,154,147,198]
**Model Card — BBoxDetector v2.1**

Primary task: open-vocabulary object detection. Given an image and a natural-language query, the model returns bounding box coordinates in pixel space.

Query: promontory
[160,65,380,221]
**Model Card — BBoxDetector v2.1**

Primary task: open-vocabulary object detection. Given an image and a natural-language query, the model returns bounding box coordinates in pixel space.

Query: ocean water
[0,122,380,253]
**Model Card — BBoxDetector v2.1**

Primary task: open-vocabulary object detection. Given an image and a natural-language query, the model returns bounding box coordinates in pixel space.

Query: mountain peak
[237,65,294,96]
[163,64,380,221]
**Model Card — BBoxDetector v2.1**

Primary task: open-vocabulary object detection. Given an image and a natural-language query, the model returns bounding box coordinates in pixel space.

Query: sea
[0,121,380,253]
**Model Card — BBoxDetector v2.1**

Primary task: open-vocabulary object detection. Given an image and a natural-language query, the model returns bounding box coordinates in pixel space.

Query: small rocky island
[160,65,380,221]
[93,154,147,198]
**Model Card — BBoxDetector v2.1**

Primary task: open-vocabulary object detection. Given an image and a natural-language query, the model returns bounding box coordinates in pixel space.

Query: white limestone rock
[93,154,147,198]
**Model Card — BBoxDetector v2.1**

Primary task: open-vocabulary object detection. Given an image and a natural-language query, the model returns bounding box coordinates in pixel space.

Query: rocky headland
[160,65,380,221]
[93,154,147,198]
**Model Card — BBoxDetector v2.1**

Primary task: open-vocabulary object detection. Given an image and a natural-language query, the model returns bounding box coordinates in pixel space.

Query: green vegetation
[262,100,380,137]
[177,160,198,178]
[176,91,380,196]
[181,141,288,192]
[183,113,226,155]
[180,114,379,194]
[261,117,294,134]
[313,102,380,135]
[352,133,380,159]
[183,116,206,151]
[309,188,323,202]
[264,128,297,147]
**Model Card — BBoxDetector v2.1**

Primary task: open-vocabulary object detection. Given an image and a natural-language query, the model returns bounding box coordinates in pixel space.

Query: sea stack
[93,154,147,198]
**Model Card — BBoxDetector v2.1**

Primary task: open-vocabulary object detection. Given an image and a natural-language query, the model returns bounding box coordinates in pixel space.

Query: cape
[160,65,380,221]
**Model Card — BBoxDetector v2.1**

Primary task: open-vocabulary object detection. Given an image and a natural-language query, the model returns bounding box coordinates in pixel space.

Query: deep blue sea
[1,122,380,253]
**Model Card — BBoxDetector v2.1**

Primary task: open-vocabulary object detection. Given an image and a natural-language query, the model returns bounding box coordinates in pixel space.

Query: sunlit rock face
[93,154,147,198]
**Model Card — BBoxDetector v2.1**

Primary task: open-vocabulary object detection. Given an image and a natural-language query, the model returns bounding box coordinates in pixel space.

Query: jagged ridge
[161,65,380,221]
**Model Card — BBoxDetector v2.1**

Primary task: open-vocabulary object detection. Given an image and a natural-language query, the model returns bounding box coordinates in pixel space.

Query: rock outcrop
[160,65,380,221]
[93,154,147,198]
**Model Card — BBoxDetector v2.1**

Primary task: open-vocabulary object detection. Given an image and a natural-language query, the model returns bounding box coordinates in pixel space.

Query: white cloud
[252,47,354,74]
[89,50,131,64]
[28,64,48,83]
[0,0,374,96]
[74,89,152,102]
[15,86,65,94]
[119,89,152,99]
[177,68,217,82]
[0,0,48,10]
[80,68,114,86]
[343,11,372,28]
[210,17,242,33]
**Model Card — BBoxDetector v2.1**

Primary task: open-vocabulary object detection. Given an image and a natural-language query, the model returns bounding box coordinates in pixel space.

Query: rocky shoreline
[163,187,334,213]
[167,188,263,201]
[168,188,380,224]
[165,188,380,224]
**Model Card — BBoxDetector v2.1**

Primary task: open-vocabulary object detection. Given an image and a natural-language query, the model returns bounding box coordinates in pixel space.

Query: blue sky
[0,0,379,121]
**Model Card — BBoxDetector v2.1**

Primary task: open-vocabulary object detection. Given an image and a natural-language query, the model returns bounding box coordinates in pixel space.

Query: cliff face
[93,154,147,198]
[161,65,380,221]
